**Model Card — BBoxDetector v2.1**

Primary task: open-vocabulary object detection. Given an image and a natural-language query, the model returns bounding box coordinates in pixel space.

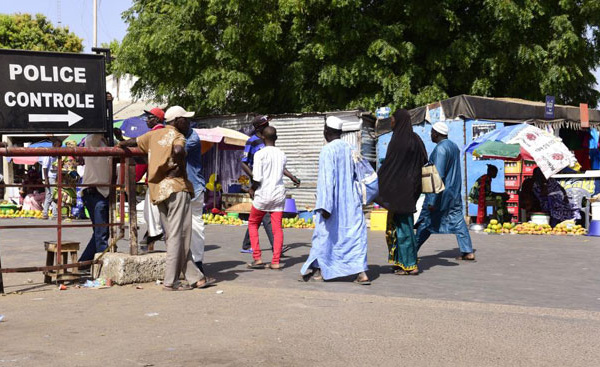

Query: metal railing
[0,146,145,293]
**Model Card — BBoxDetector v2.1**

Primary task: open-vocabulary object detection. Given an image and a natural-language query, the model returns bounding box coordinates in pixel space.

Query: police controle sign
[0,49,107,133]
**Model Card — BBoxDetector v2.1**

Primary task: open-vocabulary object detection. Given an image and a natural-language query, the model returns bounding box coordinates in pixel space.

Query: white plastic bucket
[592,202,600,221]
[531,213,550,225]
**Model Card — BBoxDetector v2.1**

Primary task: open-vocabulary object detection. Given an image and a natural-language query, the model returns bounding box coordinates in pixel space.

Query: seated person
[468,164,509,222]
[532,167,580,226]
[518,175,541,219]
[20,167,44,210]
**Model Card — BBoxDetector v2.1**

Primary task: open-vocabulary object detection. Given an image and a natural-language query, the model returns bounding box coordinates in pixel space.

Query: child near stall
[52,156,80,218]
[21,166,45,212]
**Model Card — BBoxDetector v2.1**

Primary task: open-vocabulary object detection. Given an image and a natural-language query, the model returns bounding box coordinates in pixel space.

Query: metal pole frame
[0,147,145,294]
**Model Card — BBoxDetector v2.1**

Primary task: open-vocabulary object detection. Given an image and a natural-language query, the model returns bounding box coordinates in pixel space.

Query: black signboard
[0,49,107,133]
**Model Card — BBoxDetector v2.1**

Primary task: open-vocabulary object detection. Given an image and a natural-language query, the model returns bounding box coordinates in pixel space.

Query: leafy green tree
[101,39,121,75]
[118,0,600,113]
[0,13,83,53]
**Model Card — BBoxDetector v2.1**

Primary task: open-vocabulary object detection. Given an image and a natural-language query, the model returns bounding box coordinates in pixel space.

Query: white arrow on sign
[28,110,83,127]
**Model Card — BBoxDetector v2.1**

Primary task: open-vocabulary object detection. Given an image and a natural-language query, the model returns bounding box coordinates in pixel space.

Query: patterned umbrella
[464,123,577,178]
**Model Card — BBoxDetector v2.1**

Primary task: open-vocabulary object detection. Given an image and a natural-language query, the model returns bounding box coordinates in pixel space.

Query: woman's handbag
[422,163,445,194]
[352,150,379,205]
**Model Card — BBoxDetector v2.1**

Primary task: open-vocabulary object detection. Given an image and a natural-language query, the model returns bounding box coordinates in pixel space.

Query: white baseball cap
[432,122,449,135]
[325,116,344,130]
[164,106,195,122]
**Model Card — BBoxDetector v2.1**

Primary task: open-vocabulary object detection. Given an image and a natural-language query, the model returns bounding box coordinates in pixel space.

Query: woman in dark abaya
[377,109,428,275]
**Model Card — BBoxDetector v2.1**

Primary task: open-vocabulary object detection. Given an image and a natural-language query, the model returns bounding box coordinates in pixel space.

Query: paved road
[1,219,599,366]
[2,219,599,311]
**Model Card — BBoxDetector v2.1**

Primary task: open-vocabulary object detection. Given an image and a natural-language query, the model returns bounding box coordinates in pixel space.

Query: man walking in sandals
[246,126,291,270]
[299,117,370,285]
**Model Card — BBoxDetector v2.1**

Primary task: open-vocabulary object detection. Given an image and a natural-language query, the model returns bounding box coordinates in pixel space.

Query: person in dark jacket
[377,109,428,275]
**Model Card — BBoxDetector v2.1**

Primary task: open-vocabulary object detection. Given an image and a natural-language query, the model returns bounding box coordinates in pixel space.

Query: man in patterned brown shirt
[120,106,214,290]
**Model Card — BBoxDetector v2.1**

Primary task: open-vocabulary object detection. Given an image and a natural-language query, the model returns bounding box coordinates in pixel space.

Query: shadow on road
[204,244,220,252]
[204,260,249,282]
[280,253,309,269]
[418,257,459,273]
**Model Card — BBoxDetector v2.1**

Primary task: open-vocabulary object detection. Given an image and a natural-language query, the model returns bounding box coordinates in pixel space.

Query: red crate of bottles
[504,175,520,189]
[522,161,538,174]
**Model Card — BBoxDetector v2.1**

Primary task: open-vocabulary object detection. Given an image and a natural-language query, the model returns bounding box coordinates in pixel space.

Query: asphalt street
[1,219,599,366]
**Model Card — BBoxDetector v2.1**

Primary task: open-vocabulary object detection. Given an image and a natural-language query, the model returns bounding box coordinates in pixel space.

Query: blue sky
[0,0,131,52]
[1,0,599,94]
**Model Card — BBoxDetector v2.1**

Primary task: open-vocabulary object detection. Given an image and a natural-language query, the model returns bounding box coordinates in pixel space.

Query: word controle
[4,64,95,109]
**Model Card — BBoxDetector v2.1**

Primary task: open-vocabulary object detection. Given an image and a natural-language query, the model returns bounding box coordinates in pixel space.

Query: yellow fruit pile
[238,175,250,186]
[282,217,315,229]
[551,222,587,236]
[114,212,130,223]
[483,219,515,234]
[0,209,43,219]
[203,214,244,226]
[484,219,587,235]
[511,222,551,235]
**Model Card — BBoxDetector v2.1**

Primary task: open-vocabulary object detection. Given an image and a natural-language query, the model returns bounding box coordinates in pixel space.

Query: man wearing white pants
[190,192,206,269]
[185,127,213,281]
[143,189,163,245]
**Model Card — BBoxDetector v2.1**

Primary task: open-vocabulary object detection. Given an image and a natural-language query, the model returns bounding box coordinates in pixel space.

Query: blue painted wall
[376,112,468,214]
[376,113,507,217]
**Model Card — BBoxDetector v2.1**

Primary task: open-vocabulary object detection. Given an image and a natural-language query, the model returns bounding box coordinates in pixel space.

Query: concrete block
[94,252,166,285]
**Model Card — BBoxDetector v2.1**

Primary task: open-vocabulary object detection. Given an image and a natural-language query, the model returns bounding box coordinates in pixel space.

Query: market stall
[375,95,600,232]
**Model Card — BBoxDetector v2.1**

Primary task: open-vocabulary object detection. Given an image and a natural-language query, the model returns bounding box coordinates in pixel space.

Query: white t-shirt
[41,156,58,180]
[83,134,113,198]
[252,146,287,212]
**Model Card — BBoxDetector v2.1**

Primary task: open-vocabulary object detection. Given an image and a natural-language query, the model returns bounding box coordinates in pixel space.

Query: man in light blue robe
[300,117,370,284]
[416,122,475,261]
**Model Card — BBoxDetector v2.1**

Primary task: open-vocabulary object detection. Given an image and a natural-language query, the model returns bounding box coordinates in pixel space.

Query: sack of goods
[422,163,445,194]
[352,151,379,205]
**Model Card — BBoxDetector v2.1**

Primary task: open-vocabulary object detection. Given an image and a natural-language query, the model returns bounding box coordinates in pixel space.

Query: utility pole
[93,0,98,48]
[57,0,62,26]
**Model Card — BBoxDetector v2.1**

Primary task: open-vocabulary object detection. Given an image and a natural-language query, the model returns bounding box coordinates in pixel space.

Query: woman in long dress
[377,109,427,275]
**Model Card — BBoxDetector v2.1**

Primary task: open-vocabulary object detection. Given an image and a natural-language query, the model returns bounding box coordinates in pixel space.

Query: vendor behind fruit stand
[531,167,580,227]
[468,164,510,223]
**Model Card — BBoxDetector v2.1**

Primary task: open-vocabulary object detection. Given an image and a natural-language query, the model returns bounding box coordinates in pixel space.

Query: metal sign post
[0,49,109,292]
[0,49,107,134]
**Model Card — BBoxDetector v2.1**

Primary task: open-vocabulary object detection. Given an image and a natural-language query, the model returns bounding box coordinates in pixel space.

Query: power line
[98,0,116,42]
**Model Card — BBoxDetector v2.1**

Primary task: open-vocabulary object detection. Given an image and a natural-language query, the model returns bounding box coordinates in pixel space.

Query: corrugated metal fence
[194,111,373,209]
[271,116,325,209]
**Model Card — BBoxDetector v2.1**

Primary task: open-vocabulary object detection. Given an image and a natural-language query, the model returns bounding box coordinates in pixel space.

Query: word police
[4,64,94,109]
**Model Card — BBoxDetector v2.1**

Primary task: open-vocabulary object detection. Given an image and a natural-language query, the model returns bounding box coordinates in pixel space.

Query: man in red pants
[246,126,289,270]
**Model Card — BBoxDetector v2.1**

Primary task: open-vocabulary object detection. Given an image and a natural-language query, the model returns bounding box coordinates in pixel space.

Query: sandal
[247,261,265,269]
[311,270,323,282]
[354,276,371,285]
[455,254,476,261]
[194,277,216,289]
[298,273,312,282]
[394,269,419,276]
[267,263,283,270]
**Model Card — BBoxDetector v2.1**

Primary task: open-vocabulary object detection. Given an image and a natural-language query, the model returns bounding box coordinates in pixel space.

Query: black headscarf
[376,109,428,214]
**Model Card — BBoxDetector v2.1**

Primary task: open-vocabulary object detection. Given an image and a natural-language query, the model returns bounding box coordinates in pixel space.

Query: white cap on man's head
[432,122,449,135]
[326,116,344,130]
[164,106,195,122]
